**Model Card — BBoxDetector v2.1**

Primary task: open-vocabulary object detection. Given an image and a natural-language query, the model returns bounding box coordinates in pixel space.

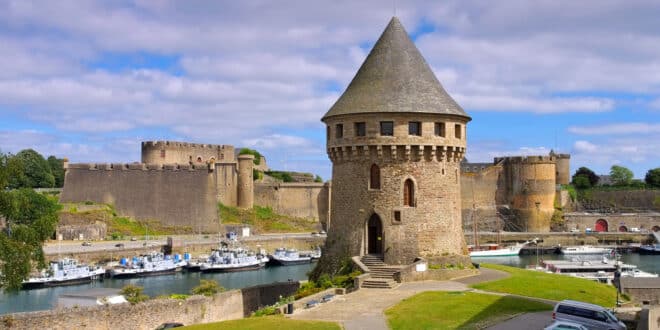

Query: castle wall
[253,182,330,226]
[141,141,235,165]
[460,165,503,232]
[60,163,219,232]
[499,156,556,232]
[564,213,660,232]
[215,163,238,207]
[583,190,660,212]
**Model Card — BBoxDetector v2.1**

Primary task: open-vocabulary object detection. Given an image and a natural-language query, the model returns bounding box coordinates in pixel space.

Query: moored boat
[110,252,184,278]
[638,244,660,255]
[470,240,534,258]
[560,245,613,255]
[199,248,269,273]
[22,259,105,289]
[269,248,312,266]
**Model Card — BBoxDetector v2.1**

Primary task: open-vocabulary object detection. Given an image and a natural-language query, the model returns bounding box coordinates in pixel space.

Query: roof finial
[393,0,397,16]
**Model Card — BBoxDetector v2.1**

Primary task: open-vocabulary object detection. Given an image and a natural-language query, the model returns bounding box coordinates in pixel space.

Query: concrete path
[289,281,469,330]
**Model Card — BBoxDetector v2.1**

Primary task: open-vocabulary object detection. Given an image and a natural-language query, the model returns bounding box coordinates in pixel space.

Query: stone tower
[550,150,571,185]
[237,154,254,209]
[318,17,471,270]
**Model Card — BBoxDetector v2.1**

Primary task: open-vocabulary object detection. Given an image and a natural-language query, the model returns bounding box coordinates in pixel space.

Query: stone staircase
[360,254,400,289]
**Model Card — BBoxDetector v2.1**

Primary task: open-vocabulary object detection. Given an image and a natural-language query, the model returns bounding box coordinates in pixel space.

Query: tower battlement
[141,140,233,150]
[495,155,557,164]
[67,162,213,171]
[327,144,465,163]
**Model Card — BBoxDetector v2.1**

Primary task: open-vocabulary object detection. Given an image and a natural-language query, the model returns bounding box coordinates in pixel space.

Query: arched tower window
[403,179,415,207]
[370,164,380,189]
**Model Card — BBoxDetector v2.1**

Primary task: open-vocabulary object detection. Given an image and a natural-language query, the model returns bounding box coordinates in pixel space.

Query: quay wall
[60,163,219,232]
[2,282,300,330]
[254,182,330,226]
[564,213,660,233]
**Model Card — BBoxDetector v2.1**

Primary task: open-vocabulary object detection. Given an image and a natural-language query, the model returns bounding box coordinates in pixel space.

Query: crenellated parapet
[141,140,235,165]
[141,140,234,150]
[66,162,214,171]
[327,144,465,163]
[494,155,557,165]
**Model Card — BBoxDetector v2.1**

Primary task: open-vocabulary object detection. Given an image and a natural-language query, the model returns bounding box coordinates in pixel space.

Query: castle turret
[553,152,571,185]
[237,154,254,209]
[317,17,471,272]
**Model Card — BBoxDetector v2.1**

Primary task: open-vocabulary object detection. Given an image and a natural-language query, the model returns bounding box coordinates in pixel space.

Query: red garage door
[595,219,608,232]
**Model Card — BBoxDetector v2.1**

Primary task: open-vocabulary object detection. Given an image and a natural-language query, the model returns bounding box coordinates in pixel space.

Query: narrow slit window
[370,164,380,189]
[394,211,401,222]
[160,149,166,158]
[455,124,462,139]
[403,179,415,207]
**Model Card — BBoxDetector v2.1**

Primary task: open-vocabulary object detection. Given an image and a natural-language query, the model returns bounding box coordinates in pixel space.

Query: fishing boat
[269,248,312,266]
[110,252,184,278]
[560,245,613,255]
[638,244,660,255]
[538,256,657,284]
[22,258,106,289]
[199,248,269,273]
[470,242,525,257]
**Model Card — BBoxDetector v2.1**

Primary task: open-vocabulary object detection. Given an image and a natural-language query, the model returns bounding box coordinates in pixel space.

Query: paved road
[43,233,326,255]
[485,311,554,330]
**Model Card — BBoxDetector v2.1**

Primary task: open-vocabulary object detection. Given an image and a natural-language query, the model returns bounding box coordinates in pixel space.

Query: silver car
[552,300,625,330]
[544,320,588,330]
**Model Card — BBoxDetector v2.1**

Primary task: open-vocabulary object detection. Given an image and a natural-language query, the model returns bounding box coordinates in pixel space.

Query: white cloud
[568,123,660,135]
[571,137,660,176]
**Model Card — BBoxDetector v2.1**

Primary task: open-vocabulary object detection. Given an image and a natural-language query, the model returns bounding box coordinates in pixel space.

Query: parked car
[569,228,580,233]
[115,243,125,248]
[155,323,183,329]
[552,300,625,330]
[544,320,588,330]
[629,227,640,232]
[81,241,92,246]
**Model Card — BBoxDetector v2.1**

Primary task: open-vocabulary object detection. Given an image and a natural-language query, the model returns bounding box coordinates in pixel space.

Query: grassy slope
[386,291,551,330]
[219,204,318,233]
[181,316,341,330]
[473,264,618,307]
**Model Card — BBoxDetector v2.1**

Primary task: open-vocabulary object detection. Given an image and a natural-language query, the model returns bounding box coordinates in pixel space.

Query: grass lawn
[180,316,341,330]
[386,291,552,330]
[473,264,619,307]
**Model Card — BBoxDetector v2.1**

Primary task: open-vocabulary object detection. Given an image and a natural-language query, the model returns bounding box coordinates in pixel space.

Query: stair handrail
[351,255,371,273]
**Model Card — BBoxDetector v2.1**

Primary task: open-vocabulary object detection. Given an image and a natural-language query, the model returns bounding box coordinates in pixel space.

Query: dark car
[82,241,92,246]
[115,243,125,248]
[155,323,184,329]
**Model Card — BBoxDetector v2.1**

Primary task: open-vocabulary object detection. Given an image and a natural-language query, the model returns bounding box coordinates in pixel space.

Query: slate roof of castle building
[322,17,470,121]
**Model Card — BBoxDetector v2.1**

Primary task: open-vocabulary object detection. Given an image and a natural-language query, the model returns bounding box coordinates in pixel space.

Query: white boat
[22,258,105,289]
[199,248,269,273]
[269,248,312,266]
[470,240,534,257]
[560,245,613,255]
[537,256,657,284]
[110,252,184,278]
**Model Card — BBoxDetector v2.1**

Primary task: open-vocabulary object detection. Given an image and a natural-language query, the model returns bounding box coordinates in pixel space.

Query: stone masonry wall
[60,163,219,232]
[253,182,330,225]
[4,290,244,330]
[141,140,235,165]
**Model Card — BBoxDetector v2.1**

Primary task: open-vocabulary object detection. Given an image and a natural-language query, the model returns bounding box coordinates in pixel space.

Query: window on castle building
[336,124,344,139]
[326,126,330,140]
[160,149,166,158]
[355,122,366,137]
[403,179,415,207]
[435,122,445,137]
[408,122,421,136]
[394,210,401,222]
[370,164,380,189]
[197,156,202,163]
[455,124,462,139]
[380,121,394,136]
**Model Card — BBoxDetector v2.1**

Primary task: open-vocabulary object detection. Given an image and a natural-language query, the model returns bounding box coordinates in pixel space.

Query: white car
[544,320,588,330]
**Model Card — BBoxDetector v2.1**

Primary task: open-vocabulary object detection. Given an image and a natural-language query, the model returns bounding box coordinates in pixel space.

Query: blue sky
[0,1,659,180]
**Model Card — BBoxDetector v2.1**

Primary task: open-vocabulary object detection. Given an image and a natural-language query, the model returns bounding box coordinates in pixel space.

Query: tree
[573,175,591,189]
[0,188,60,291]
[9,149,55,188]
[121,284,149,304]
[47,156,65,188]
[571,167,599,188]
[610,165,634,186]
[191,279,225,296]
[646,168,660,188]
[238,148,262,166]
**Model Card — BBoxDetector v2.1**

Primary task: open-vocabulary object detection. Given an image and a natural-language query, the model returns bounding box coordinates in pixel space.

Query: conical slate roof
[322,17,469,121]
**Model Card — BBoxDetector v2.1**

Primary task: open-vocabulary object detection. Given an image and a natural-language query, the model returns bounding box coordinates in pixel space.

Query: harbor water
[0,263,314,315]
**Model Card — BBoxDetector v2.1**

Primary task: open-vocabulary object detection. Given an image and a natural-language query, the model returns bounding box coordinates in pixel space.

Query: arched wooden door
[367,214,383,255]
[595,219,608,232]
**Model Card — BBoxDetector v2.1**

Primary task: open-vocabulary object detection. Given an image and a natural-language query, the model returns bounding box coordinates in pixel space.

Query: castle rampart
[60,162,219,232]
[254,182,330,227]
[141,140,235,165]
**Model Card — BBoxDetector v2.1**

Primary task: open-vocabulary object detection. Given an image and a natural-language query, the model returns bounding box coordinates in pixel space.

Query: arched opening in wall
[196,156,203,163]
[618,225,628,232]
[370,164,380,189]
[403,179,415,207]
[595,219,608,232]
[367,214,383,255]
[652,226,660,232]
